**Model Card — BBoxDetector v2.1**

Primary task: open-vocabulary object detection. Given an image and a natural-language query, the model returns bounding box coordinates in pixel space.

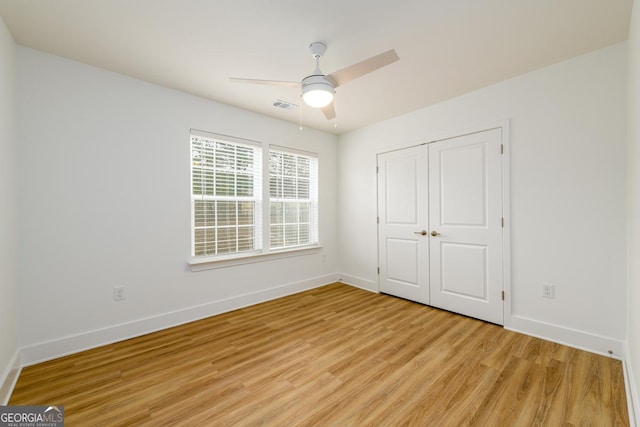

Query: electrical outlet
[542,283,555,299]
[113,286,125,301]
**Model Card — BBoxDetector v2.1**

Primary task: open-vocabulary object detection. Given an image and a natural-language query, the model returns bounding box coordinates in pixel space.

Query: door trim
[375,120,511,327]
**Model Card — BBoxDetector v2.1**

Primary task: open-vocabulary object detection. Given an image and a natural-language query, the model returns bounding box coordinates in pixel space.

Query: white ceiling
[0,0,633,134]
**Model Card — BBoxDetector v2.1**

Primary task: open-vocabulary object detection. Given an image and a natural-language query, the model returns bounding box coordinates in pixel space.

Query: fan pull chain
[299,94,303,131]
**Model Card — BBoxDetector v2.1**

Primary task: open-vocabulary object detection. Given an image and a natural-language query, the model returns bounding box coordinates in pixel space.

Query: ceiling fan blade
[229,77,300,88]
[325,49,399,87]
[321,103,336,120]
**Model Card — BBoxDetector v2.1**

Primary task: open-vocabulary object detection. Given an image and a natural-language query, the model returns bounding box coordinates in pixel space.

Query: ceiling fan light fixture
[303,87,334,108]
[301,75,334,108]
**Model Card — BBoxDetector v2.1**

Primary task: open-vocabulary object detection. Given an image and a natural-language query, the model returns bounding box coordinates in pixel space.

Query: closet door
[377,145,430,304]
[428,129,504,324]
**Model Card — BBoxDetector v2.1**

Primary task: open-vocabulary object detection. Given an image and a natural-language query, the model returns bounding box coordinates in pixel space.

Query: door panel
[386,156,418,224]
[440,243,488,300]
[440,144,487,226]
[386,239,419,285]
[429,128,503,324]
[377,146,429,304]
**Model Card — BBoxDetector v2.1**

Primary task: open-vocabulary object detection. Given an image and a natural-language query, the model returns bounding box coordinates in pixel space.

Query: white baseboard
[20,273,340,367]
[0,349,21,405]
[507,315,624,359]
[624,342,639,427]
[338,273,377,293]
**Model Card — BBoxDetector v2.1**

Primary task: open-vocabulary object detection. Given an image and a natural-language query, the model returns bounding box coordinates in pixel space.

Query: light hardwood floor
[10,283,629,426]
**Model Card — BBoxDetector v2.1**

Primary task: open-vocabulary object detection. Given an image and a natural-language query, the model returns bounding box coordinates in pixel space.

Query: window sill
[188,245,323,272]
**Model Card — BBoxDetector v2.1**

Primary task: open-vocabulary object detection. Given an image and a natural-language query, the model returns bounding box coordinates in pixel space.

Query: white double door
[377,128,504,325]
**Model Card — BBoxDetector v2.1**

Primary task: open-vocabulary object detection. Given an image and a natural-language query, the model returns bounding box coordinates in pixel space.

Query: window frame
[189,130,321,271]
[190,130,263,259]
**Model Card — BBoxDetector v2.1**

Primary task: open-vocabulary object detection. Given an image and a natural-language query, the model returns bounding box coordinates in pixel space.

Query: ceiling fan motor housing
[302,74,334,91]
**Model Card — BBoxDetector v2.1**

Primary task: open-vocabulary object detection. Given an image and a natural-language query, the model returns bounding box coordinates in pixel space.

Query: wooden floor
[10,283,628,426]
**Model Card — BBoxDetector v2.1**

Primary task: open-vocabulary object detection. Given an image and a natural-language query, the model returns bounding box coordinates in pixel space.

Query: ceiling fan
[230,42,399,120]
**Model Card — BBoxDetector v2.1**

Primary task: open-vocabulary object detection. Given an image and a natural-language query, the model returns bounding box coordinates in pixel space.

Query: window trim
[188,244,322,271]
[189,130,321,270]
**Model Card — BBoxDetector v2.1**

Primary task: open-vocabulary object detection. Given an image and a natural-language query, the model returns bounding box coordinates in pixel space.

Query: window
[190,131,318,262]
[191,133,262,257]
[269,149,318,249]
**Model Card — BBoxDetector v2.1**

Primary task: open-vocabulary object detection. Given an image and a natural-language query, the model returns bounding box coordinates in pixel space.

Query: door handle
[414,230,427,236]
[431,230,441,237]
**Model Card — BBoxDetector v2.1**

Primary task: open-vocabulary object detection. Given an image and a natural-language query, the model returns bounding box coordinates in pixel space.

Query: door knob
[414,230,427,236]
[431,230,441,237]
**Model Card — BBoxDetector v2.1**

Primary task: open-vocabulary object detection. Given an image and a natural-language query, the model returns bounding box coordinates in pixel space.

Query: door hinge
[500,144,504,154]
[376,165,379,173]
[377,217,380,224]
[501,217,504,227]
[377,267,380,274]
[501,291,505,301]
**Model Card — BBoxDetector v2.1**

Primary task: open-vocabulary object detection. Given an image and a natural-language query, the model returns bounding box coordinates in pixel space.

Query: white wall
[338,43,628,355]
[0,17,20,403]
[627,0,640,418]
[16,47,339,362]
